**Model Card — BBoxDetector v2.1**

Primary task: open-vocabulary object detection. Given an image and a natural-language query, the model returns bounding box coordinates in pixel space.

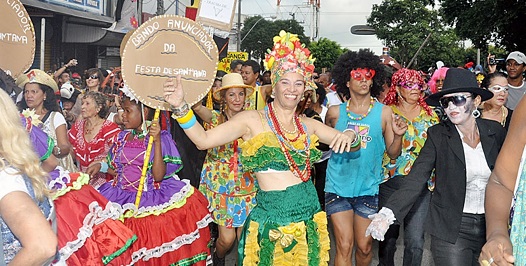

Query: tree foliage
[367,0,469,70]
[240,16,309,60]
[308,38,344,71]
[439,0,526,52]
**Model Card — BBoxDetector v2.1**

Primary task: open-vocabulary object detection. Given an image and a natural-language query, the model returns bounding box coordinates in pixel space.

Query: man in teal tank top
[325,49,407,266]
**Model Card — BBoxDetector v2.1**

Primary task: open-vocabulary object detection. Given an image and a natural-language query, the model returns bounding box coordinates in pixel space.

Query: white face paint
[442,92,475,125]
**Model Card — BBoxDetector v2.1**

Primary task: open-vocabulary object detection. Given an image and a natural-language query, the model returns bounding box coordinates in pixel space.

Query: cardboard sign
[120,29,135,57]
[121,15,218,110]
[0,0,35,77]
[217,52,248,72]
[196,0,237,32]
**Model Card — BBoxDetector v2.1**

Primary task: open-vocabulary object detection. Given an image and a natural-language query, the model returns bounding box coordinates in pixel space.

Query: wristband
[343,128,360,148]
[99,161,109,173]
[175,109,194,124]
[179,114,197,129]
[350,134,362,148]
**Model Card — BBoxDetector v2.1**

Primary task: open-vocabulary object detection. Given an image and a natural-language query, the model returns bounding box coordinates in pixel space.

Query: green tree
[308,38,344,71]
[367,0,467,69]
[240,16,308,60]
[439,0,526,52]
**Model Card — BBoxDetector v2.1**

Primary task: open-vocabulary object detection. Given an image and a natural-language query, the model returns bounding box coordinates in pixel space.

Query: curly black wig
[332,49,386,99]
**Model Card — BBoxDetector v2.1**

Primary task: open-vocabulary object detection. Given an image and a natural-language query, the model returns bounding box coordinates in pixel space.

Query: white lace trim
[127,214,212,266]
[118,178,194,217]
[48,166,72,191]
[59,201,124,260]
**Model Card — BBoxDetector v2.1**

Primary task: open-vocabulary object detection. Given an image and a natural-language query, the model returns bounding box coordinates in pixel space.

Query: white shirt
[325,91,343,107]
[506,79,526,110]
[458,130,491,214]
[0,167,29,202]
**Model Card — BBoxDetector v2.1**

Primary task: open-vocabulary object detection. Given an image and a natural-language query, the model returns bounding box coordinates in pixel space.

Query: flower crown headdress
[264,30,316,90]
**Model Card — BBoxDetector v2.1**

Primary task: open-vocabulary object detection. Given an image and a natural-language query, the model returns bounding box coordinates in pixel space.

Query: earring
[370,84,373,88]
[472,109,481,118]
[271,90,275,98]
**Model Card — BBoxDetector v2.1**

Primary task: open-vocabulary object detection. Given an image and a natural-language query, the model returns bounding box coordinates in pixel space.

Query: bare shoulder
[381,104,393,119]
[231,110,266,138]
[324,105,341,127]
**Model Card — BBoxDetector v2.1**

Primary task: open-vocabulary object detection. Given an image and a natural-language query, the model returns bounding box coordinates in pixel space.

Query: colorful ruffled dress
[238,131,330,266]
[200,111,258,228]
[98,130,212,266]
[23,116,137,265]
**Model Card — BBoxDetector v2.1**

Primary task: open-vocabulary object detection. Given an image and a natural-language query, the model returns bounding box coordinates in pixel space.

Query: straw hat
[213,73,254,100]
[16,69,58,92]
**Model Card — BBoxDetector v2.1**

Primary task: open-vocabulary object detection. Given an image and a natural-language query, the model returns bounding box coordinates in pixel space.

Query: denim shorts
[325,192,378,218]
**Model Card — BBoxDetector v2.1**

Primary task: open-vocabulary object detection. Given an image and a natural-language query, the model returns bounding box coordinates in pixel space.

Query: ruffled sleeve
[22,117,54,161]
[157,130,183,178]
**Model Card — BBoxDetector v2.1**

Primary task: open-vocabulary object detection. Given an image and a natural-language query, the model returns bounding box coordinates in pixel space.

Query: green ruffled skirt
[238,181,330,266]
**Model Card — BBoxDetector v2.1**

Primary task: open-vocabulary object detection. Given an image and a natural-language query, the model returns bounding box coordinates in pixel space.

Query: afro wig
[332,49,386,99]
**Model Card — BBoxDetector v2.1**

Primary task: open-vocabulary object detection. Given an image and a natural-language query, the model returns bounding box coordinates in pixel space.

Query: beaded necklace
[265,103,311,182]
[346,96,375,120]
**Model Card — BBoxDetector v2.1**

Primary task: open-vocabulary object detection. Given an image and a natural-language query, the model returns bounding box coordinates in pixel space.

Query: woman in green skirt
[163,30,360,265]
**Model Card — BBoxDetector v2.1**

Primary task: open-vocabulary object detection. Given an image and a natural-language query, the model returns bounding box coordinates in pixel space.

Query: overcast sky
[241,0,385,54]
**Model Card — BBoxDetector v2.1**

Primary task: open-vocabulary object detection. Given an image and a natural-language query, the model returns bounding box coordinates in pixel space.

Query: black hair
[382,65,395,87]
[59,70,71,80]
[242,59,261,74]
[480,72,507,89]
[19,84,61,113]
[230,60,244,71]
[215,70,227,80]
[85,68,104,88]
[121,96,156,121]
[332,49,386,99]
[315,82,326,104]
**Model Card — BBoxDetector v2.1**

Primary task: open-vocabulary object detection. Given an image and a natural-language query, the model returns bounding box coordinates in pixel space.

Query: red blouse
[68,119,120,170]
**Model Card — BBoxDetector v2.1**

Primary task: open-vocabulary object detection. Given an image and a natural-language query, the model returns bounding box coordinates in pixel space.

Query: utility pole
[157,0,164,15]
[237,0,242,51]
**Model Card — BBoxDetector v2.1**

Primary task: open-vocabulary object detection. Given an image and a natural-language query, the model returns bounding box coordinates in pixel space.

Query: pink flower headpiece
[264,30,316,91]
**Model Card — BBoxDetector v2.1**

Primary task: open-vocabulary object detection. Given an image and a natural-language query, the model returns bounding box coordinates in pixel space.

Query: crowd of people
[0,28,525,266]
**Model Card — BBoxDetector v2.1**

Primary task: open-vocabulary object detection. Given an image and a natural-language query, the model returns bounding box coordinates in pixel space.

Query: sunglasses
[350,68,375,81]
[87,75,99,80]
[398,81,424,91]
[488,85,509,93]
[439,95,472,109]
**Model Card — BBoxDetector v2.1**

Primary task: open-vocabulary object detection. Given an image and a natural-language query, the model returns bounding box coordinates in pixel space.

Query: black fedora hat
[426,68,493,106]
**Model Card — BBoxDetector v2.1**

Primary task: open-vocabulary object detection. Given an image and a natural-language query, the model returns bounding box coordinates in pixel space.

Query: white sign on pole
[196,0,237,31]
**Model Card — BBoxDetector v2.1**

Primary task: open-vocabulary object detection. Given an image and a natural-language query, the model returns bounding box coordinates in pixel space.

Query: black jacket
[385,118,507,244]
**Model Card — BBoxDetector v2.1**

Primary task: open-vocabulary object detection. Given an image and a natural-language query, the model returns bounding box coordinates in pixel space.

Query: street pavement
[225,220,434,265]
